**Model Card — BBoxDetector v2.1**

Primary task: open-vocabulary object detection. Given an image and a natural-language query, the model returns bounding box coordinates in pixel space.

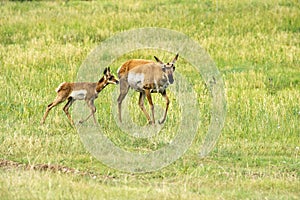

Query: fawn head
[103,67,119,85]
[154,53,178,84]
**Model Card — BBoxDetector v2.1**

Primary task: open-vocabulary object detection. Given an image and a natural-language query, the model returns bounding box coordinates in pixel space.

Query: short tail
[55,82,66,93]
[117,66,122,79]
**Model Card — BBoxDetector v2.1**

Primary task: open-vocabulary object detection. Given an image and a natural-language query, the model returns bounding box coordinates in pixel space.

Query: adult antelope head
[154,54,177,84]
[117,54,178,125]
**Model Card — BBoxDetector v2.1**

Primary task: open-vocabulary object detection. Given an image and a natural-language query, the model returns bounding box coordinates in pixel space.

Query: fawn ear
[171,53,179,64]
[103,67,108,75]
[154,56,163,64]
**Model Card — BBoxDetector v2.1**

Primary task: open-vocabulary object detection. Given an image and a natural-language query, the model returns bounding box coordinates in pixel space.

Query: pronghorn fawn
[117,54,178,125]
[41,67,119,125]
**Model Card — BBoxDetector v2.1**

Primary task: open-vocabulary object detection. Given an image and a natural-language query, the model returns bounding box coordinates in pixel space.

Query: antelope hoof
[147,121,155,125]
[79,120,84,124]
[158,119,165,124]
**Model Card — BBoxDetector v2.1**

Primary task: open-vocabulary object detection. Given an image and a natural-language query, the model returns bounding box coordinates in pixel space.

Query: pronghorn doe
[117,54,178,125]
[41,67,119,125]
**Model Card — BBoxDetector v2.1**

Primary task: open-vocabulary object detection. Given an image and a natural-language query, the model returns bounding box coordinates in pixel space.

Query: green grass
[1,0,299,199]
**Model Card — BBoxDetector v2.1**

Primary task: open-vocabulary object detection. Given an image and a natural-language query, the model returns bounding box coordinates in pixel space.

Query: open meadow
[0,0,299,199]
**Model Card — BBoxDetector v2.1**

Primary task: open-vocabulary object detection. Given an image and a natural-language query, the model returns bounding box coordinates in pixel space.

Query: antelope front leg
[145,90,155,125]
[138,92,152,124]
[79,99,96,124]
[159,91,170,124]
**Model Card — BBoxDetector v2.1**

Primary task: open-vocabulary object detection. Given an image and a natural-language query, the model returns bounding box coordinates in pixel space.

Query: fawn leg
[41,96,66,124]
[63,97,76,125]
[79,99,96,124]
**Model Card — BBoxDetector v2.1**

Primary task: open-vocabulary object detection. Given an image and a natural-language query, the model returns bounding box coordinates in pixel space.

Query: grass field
[1,0,299,199]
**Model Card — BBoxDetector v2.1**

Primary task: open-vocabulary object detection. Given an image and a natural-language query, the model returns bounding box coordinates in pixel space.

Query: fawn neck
[95,76,108,93]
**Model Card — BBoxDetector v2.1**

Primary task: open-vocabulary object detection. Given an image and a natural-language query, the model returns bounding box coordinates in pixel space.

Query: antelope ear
[103,67,108,75]
[171,53,179,64]
[154,56,163,64]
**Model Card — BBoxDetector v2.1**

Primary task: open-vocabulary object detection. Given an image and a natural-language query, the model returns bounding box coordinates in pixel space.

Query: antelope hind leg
[117,77,129,123]
[41,96,66,124]
[63,97,76,125]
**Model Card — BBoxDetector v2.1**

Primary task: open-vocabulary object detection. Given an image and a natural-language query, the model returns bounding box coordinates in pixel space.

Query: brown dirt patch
[0,159,114,180]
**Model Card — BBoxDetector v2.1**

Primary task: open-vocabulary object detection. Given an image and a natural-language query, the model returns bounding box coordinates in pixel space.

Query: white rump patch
[70,89,87,100]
